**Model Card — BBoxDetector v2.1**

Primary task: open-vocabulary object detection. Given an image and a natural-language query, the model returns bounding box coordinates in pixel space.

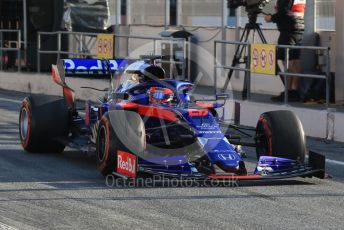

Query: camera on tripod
[223,0,271,97]
[228,0,270,17]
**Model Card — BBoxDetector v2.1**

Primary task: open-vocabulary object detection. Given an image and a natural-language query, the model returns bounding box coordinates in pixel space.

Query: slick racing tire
[19,95,69,153]
[96,110,145,176]
[255,110,306,163]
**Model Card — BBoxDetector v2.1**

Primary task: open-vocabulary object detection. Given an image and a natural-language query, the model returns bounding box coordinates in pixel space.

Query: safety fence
[214,40,331,106]
[37,31,188,80]
[0,29,22,71]
[37,31,98,73]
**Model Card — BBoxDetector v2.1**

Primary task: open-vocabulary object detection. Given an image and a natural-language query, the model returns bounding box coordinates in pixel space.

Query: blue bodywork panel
[63,58,130,76]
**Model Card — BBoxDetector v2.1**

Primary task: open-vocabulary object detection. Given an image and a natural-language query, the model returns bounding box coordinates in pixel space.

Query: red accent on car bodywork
[52,65,64,86]
[188,109,209,117]
[117,150,137,178]
[119,102,178,122]
[138,105,178,122]
[63,87,75,109]
[118,102,139,109]
[196,102,214,109]
[52,64,75,109]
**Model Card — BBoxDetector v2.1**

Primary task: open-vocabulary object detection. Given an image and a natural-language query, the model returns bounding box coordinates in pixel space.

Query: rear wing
[61,59,130,77]
[52,60,75,110]
[50,58,140,109]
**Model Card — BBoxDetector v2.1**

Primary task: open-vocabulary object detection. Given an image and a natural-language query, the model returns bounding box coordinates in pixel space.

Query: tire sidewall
[256,110,306,162]
[20,98,32,149]
[95,110,146,176]
[19,95,69,153]
[96,114,117,175]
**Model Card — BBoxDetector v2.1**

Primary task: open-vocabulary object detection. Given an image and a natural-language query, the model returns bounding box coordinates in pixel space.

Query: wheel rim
[97,126,107,162]
[20,108,29,141]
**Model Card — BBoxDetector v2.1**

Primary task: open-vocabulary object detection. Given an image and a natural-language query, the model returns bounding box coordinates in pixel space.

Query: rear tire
[19,95,69,153]
[255,110,306,162]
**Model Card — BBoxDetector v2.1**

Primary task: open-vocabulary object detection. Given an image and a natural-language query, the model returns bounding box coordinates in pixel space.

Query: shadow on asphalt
[0,147,330,191]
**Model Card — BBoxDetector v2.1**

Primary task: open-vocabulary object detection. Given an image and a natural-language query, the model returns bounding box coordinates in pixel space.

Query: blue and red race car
[19,56,325,181]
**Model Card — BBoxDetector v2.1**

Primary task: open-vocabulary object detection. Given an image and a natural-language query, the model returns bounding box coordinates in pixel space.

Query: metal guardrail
[214,40,331,107]
[278,45,330,105]
[114,34,188,80]
[0,29,21,71]
[37,31,99,73]
[37,31,188,80]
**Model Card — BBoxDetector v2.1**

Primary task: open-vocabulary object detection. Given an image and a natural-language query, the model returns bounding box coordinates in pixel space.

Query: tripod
[222,14,283,99]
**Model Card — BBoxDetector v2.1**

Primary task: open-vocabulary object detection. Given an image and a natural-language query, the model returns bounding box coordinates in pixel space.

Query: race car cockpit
[117,61,166,93]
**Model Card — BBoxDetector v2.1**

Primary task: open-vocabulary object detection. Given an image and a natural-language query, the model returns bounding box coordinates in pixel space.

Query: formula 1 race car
[19,56,325,181]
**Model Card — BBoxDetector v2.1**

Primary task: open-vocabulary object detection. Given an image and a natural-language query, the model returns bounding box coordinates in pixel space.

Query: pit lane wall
[1,71,344,142]
[0,72,109,103]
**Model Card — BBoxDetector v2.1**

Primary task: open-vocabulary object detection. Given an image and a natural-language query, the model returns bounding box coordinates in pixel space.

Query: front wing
[114,151,326,182]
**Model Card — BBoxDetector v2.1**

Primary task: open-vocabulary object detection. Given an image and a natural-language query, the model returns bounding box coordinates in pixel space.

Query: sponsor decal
[62,59,129,76]
[117,151,137,178]
[198,130,222,134]
[218,153,235,160]
[89,121,99,144]
[188,109,208,117]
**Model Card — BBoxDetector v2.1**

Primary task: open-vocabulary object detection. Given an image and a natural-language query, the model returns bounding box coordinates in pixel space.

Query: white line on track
[326,159,344,166]
[0,221,18,230]
[0,98,22,104]
[0,144,20,148]
[0,140,20,143]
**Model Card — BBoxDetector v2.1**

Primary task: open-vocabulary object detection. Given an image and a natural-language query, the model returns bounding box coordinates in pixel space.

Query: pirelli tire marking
[90,121,100,144]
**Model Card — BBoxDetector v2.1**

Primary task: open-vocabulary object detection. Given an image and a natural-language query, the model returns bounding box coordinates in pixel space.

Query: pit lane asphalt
[1,89,344,230]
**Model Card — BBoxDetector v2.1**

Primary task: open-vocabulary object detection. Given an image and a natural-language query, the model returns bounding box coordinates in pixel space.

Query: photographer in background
[264,0,306,102]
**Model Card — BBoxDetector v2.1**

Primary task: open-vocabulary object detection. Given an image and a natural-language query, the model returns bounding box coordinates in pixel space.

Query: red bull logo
[117,151,137,178]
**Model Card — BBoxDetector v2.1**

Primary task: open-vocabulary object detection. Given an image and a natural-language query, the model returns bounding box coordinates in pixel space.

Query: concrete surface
[0,71,109,102]
[0,89,344,229]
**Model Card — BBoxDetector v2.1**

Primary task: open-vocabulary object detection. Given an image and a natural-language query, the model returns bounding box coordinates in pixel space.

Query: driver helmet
[148,87,174,104]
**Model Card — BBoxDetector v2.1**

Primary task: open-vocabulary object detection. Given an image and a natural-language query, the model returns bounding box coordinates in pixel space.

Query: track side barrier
[37,31,188,80]
[214,40,331,107]
[0,29,21,72]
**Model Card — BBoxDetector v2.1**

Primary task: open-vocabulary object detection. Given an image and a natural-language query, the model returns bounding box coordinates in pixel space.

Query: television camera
[228,0,270,20]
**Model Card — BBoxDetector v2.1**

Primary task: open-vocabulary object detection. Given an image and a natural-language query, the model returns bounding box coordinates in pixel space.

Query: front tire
[96,110,145,176]
[255,110,306,162]
[96,114,118,176]
[19,95,69,153]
